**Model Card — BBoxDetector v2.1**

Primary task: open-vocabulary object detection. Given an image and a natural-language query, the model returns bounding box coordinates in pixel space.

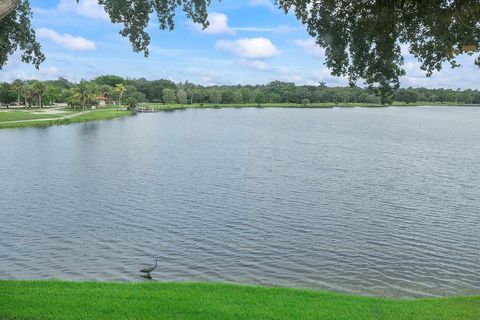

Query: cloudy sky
[1,0,479,88]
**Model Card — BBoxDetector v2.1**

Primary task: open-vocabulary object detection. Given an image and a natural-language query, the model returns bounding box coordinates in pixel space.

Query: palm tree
[11,79,23,107]
[20,83,31,108]
[100,85,113,104]
[75,80,94,111]
[115,83,125,106]
[31,81,47,108]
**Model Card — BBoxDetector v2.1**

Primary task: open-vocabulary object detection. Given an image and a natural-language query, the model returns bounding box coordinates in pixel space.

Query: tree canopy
[0,0,479,102]
[278,0,480,102]
[2,76,480,108]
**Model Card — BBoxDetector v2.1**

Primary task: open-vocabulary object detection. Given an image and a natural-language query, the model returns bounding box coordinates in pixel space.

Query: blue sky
[1,0,479,88]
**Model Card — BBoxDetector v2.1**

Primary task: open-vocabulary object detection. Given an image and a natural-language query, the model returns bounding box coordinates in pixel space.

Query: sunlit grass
[0,111,64,122]
[0,281,479,320]
[0,109,132,129]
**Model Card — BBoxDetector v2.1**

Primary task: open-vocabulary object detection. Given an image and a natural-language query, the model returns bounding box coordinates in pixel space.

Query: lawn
[0,109,132,129]
[0,281,478,320]
[66,109,132,124]
[0,111,64,122]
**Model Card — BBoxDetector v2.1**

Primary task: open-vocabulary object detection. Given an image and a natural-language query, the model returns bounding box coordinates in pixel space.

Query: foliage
[126,97,137,109]
[0,0,44,69]
[254,90,266,106]
[1,1,479,101]
[0,82,15,106]
[94,75,124,87]
[210,90,222,104]
[74,79,96,110]
[115,83,126,105]
[278,0,480,102]
[176,89,187,104]
[30,80,47,107]
[2,77,480,108]
[162,88,176,104]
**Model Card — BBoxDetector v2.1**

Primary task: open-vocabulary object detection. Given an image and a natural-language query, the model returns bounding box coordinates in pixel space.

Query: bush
[127,97,138,110]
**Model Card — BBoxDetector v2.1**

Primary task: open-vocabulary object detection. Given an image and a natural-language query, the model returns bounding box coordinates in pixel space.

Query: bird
[140,258,159,278]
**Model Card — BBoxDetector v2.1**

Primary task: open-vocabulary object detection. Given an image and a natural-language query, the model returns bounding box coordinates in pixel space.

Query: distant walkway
[0,110,90,125]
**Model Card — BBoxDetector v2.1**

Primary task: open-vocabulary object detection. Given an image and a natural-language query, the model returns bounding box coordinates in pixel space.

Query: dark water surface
[1,106,479,297]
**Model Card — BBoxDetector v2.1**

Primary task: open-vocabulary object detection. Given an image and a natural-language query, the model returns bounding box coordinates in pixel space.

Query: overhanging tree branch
[0,0,19,20]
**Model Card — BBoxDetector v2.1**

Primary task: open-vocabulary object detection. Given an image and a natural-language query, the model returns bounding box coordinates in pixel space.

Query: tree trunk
[0,0,19,20]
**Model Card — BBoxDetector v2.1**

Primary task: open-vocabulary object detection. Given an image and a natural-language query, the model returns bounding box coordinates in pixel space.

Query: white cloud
[57,0,108,21]
[400,54,480,89]
[239,59,269,71]
[248,0,276,11]
[0,63,62,82]
[193,13,235,35]
[215,37,280,59]
[233,24,301,34]
[293,39,325,58]
[36,28,96,51]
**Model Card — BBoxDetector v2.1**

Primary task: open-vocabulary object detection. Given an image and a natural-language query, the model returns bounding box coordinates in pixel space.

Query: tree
[233,89,244,104]
[0,82,15,107]
[115,83,125,106]
[210,90,222,104]
[100,85,114,103]
[126,91,147,103]
[254,91,266,106]
[279,0,480,103]
[162,88,176,104]
[240,88,253,103]
[301,98,310,106]
[94,75,124,87]
[20,82,30,107]
[176,89,187,104]
[144,79,176,102]
[126,97,137,110]
[31,81,47,108]
[0,0,44,69]
[75,80,95,111]
[11,79,23,106]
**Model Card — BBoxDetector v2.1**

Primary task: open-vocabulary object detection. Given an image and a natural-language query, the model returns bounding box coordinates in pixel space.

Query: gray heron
[140,258,159,278]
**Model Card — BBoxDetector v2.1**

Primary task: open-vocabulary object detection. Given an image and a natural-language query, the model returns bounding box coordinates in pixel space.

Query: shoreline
[0,108,133,129]
[1,280,478,319]
[0,103,477,130]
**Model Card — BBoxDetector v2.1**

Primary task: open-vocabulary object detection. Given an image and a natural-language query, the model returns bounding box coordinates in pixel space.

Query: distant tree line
[1,75,479,108]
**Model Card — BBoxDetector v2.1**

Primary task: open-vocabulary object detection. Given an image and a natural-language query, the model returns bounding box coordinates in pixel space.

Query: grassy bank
[0,111,64,122]
[0,109,132,129]
[0,281,478,320]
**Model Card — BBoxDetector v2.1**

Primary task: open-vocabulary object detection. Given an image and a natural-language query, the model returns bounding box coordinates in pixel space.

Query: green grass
[66,109,132,124]
[0,109,132,129]
[0,111,64,122]
[0,281,478,320]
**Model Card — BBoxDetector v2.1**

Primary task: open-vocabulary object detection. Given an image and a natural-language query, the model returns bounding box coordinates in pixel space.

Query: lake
[0,106,479,297]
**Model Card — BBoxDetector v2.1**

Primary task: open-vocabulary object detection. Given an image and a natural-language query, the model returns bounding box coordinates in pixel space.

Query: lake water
[1,106,479,297]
